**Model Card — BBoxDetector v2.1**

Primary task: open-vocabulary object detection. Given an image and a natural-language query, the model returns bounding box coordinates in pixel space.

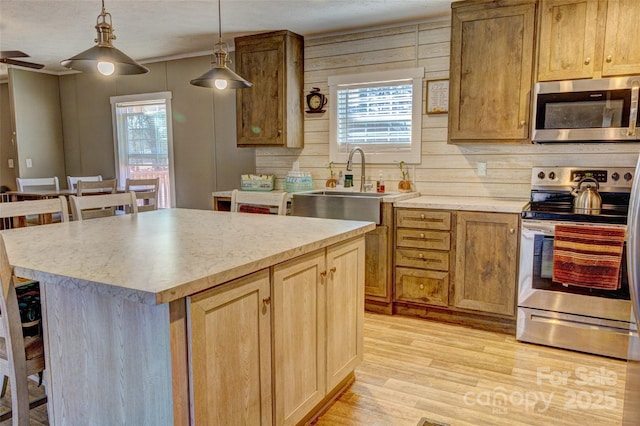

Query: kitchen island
[1,208,374,425]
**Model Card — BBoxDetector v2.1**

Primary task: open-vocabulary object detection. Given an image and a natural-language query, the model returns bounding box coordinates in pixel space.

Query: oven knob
[612,172,620,181]
[625,172,633,181]
[537,171,545,179]
[549,172,556,180]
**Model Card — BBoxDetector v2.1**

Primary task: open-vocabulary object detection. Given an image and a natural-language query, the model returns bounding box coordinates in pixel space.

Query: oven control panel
[531,166,634,190]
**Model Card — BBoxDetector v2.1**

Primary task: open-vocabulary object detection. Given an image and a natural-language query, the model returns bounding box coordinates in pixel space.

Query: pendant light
[190,0,252,90]
[61,0,148,76]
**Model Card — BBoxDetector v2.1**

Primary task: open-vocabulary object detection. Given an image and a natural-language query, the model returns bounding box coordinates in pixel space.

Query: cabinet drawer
[396,209,451,230]
[395,267,449,307]
[395,248,449,271]
[396,229,450,250]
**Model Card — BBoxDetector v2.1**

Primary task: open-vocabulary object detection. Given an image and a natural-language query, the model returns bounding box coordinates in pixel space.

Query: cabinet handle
[584,57,591,65]
[509,228,515,234]
[277,129,282,136]
[519,120,526,127]
[263,297,271,306]
[329,266,337,274]
[419,284,424,290]
[606,55,612,63]
[418,253,424,259]
[320,270,327,278]
[420,214,425,219]
[420,233,425,239]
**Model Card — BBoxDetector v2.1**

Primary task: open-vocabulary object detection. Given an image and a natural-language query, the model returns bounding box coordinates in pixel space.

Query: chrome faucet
[346,146,366,192]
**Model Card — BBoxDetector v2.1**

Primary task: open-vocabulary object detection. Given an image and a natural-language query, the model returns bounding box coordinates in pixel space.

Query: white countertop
[1,208,375,305]
[213,189,419,204]
[394,195,528,213]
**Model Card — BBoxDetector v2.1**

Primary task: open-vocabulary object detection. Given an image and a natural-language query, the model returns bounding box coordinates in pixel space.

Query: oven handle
[628,79,640,136]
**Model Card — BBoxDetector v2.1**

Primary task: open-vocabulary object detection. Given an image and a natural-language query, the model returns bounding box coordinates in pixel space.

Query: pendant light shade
[61,0,148,76]
[190,0,252,90]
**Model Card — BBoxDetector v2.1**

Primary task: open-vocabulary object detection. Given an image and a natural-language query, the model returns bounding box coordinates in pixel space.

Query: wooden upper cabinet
[601,0,640,77]
[538,0,640,81]
[537,0,599,81]
[448,0,536,144]
[235,30,304,148]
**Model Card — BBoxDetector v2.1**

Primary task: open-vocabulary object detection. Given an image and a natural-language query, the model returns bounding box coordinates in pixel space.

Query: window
[110,92,175,208]
[329,68,423,164]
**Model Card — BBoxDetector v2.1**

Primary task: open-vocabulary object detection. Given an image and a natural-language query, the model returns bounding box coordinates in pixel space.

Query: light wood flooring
[0,313,628,425]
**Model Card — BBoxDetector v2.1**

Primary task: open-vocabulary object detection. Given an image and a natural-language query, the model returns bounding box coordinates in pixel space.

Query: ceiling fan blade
[0,58,45,70]
[0,51,29,59]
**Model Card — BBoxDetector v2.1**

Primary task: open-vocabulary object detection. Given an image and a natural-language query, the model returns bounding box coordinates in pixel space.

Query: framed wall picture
[426,79,449,114]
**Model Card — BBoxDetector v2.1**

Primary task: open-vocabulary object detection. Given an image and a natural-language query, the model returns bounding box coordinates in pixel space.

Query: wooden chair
[76,178,117,196]
[0,197,69,228]
[70,191,138,221]
[15,177,59,192]
[66,175,102,192]
[125,178,159,212]
[230,190,288,215]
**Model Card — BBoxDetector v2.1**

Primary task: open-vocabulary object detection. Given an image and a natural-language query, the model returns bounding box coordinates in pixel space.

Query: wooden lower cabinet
[393,208,519,332]
[187,236,365,426]
[272,237,365,426]
[454,211,519,316]
[365,203,394,313]
[189,270,272,425]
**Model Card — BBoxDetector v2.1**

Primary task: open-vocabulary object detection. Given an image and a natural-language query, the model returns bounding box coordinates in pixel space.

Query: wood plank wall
[255,17,640,200]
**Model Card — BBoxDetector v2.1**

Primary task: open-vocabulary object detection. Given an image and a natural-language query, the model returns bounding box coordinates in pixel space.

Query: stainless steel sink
[291,190,386,224]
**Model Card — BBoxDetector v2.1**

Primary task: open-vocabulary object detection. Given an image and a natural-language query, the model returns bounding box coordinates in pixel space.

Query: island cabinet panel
[235,30,304,147]
[538,0,640,81]
[273,250,326,426]
[273,237,365,425]
[42,281,174,426]
[453,211,519,317]
[448,0,535,143]
[188,270,272,426]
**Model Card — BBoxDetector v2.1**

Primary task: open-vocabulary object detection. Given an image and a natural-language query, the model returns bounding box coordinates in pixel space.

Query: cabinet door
[236,35,284,146]
[365,225,389,298]
[273,250,326,426]
[602,0,640,76]
[449,1,535,143]
[454,212,519,316]
[189,270,272,425]
[537,0,599,81]
[326,238,365,390]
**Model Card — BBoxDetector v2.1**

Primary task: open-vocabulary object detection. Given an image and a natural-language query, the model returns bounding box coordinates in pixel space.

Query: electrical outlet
[477,161,487,177]
[26,158,33,168]
[7,159,13,169]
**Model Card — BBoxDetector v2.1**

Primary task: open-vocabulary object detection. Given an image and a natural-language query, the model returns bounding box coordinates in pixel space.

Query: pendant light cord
[218,0,222,42]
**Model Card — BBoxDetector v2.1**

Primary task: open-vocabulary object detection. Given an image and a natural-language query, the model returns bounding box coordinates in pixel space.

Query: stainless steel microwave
[532,76,640,143]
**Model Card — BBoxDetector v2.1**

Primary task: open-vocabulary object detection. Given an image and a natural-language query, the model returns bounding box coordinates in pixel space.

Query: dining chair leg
[0,375,6,397]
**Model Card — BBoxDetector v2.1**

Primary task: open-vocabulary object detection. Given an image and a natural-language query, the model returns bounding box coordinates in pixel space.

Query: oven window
[532,235,630,300]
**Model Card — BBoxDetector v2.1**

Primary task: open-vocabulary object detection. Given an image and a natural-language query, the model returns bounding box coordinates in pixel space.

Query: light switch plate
[7,159,13,168]
[26,158,32,168]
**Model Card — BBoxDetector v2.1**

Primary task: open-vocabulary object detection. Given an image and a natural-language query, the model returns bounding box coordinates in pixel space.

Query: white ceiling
[0,0,452,78]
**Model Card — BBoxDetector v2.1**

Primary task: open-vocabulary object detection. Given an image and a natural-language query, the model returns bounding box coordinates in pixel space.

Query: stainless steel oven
[517,166,637,359]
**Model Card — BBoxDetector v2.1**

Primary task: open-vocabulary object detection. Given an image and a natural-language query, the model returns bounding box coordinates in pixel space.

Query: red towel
[552,224,625,290]
[239,204,272,215]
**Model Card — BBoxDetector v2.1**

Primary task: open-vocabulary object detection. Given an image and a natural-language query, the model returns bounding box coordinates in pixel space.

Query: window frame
[110,91,176,208]
[329,67,424,165]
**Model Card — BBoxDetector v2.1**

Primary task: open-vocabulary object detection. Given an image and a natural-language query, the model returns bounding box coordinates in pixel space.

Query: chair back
[125,178,159,212]
[67,175,102,192]
[15,177,59,192]
[0,197,69,228]
[230,190,288,215]
[70,191,138,221]
[0,234,45,424]
[76,179,117,196]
